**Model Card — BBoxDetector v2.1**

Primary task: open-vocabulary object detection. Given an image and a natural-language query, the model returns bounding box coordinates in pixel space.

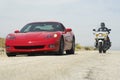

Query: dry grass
[0,38,5,48]
[75,43,95,51]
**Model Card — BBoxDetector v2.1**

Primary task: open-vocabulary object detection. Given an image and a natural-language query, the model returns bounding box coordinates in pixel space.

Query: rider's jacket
[97,27,110,34]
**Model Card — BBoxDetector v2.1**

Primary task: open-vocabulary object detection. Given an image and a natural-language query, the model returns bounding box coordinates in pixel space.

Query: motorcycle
[93,29,111,53]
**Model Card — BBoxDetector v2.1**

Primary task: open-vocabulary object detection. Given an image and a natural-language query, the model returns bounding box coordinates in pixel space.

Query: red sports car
[5,22,75,56]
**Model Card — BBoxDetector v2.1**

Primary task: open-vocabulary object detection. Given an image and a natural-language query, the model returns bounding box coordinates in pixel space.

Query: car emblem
[28,41,32,44]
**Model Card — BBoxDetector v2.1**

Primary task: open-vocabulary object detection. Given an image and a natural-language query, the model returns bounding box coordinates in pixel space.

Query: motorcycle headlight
[96,33,104,37]
[99,33,103,37]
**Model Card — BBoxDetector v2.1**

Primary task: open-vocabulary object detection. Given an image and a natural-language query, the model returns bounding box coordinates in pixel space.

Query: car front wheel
[6,53,16,57]
[57,37,64,55]
[66,38,75,54]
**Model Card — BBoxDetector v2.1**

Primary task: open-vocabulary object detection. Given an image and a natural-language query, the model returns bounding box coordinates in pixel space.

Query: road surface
[0,51,120,80]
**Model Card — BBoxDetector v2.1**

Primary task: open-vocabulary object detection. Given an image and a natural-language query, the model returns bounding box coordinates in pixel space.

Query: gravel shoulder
[0,50,120,80]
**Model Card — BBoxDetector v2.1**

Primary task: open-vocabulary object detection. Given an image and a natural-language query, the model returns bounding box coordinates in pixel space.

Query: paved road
[0,51,120,80]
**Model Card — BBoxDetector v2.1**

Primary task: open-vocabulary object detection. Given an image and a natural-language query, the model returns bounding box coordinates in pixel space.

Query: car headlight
[7,35,16,39]
[46,34,58,39]
[53,34,58,38]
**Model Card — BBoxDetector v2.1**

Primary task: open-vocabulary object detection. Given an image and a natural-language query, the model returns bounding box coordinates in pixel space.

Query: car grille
[14,45,44,49]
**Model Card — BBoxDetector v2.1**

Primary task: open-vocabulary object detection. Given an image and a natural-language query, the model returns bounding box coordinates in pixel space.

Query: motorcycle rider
[95,22,111,48]
[98,22,110,33]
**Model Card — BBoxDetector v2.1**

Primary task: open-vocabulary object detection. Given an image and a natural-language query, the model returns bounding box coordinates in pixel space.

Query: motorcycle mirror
[93,29,96,31]
[109,29,111,31]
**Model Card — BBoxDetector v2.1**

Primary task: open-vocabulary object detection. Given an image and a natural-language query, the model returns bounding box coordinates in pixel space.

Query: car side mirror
[65,28,72,32]
[93,29,96,31]
[14,30,20,33]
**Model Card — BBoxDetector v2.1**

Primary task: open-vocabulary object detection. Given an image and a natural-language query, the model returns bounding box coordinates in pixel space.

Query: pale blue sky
[0,0,120,50]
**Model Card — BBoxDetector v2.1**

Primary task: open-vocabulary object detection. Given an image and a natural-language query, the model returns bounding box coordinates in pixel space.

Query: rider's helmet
[100,22,105,28]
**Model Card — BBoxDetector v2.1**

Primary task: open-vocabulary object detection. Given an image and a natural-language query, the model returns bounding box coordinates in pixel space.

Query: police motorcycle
[93,29,111,53]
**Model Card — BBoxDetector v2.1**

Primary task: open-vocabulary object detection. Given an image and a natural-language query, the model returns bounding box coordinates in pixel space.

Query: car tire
[57,37,64,55]
[6,53,16,57]
[99,42,103,53]
[66,38,75,54]
[28,53,36,56]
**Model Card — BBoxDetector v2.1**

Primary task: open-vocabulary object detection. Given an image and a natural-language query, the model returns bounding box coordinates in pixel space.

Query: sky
[0,0,120,50]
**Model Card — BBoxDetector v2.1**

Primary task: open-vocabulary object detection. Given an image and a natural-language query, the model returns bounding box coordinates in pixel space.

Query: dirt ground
[0,50,120,80]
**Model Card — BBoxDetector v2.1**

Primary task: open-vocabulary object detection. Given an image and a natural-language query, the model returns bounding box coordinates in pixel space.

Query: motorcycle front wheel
[103,50,106,53]
[99,42,103,53]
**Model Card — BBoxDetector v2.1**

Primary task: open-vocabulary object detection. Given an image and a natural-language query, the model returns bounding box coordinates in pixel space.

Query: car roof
[28,21,62,24]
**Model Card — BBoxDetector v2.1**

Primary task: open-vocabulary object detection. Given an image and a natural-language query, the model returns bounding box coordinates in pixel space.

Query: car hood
[13,32,61,41]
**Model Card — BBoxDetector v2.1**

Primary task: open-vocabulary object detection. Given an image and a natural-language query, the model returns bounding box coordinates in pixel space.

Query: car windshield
[20,22,65,33]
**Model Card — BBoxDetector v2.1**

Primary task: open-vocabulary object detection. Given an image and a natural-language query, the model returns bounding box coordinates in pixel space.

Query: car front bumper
[6,40,60,53]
